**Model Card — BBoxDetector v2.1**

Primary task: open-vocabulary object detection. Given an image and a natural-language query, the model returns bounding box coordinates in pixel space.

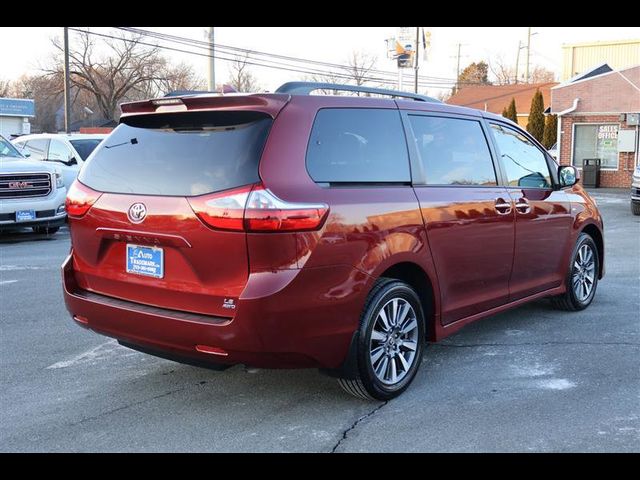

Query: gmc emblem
[9,181,31,189]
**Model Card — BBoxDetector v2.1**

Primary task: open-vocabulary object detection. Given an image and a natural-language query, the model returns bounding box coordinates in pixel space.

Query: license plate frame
[15,210,36,222]
[126,244,164,279]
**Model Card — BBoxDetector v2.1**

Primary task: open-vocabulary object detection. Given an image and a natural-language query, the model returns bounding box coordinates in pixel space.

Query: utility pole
[455,43,462,92]
[207,27,215,91]
[63,27,71,133]
[515,40,522,84]
[525,27,531,83]
[414,27,420,93]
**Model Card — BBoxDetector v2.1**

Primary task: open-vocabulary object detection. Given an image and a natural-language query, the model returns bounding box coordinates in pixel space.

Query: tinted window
[70,139,102,160]
[48,139,74,162]
[408,115,497,186]
[490,123,551,188]
[24,139,50,160]
[306,108,410,183]
[79,111,272,196]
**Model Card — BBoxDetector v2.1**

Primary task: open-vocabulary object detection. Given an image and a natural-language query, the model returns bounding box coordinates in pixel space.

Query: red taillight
[65,180,102,218]
[187,184,253,232]
[187,184,329,233]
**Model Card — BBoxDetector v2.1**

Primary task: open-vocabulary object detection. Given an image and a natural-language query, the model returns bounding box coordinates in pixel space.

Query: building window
[573,124,619,169]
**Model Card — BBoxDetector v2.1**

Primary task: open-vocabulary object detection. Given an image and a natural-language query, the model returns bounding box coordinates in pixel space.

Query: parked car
[12,133,107,189]
[62,82,605,400]
[0,134,67,234]
[547,142,558,160]
[631,163,640,215]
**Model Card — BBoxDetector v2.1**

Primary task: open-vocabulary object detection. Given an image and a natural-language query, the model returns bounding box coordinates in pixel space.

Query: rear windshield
[79,111,272,196]
[70,139,103,160]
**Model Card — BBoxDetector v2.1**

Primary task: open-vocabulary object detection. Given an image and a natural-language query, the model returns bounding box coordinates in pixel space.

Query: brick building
[550,64,640,188]
[446,82,557,128]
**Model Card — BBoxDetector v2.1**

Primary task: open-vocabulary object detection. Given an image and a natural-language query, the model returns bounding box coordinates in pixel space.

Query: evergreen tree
[527,89,545,142]
[542,114,558,149]
[502,106,508,118]
[505,98,518,123]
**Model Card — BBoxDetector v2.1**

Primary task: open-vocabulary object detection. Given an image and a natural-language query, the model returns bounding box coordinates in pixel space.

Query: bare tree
[343,51,377,87]
[227,54,261,93]
[436,90,452,102]
[135,60,206,99]
[489,56,516,85]
[302,50,382,95]
[47,30,173,120]
[530,66,555,83]
[8,73,101,132]
[0,79,11,97]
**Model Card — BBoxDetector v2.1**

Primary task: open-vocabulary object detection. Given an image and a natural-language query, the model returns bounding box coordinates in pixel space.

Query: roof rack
[275,82,441,103]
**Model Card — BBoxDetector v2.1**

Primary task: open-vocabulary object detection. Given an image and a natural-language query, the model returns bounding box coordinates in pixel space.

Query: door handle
[494,198,512,215]
[515,198,531,214]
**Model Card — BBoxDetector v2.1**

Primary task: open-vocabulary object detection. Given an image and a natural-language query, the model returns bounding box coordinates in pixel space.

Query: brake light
[65,180,102,218]
[188,184,329,232]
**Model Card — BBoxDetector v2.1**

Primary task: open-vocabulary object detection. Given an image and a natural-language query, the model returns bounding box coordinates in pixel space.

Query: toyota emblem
[128,203,147,224]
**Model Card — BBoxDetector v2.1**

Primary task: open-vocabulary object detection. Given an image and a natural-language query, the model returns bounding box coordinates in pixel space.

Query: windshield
[70,139,103,160]
[0,137,23,158]
[79,111,272,196]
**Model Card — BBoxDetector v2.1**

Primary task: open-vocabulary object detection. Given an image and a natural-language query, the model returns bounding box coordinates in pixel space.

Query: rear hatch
[68,97,287,318]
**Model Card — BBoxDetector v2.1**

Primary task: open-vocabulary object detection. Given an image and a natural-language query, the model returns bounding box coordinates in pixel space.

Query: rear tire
[337,278,425,401]
[632,201,640,216]
[32,226,59,235]
[551,233,599,311]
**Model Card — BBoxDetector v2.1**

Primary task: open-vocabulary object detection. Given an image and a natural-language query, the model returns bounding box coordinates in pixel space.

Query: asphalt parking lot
[1,189,638,452]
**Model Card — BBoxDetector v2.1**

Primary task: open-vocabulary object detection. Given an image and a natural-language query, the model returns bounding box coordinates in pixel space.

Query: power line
[115,26,461,84]
[67,28,482,90]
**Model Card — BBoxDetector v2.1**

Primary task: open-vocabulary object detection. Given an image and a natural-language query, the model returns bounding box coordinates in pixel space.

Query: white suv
[0,135,67,234]
[12,133,107,189]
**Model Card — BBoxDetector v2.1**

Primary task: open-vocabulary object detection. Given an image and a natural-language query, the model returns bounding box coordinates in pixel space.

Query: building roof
[446,82,558,115]
[551,64,640,114]
[561,38,640,49]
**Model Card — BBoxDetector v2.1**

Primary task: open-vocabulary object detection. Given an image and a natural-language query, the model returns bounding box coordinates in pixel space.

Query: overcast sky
[1,27,638,95]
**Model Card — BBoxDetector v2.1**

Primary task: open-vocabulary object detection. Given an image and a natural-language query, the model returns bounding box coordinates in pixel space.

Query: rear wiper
[105,138,138,149]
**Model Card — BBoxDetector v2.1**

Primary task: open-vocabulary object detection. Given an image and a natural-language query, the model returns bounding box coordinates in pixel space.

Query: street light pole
[525,27,531,83]
[414,27,420,93]
[208,27,215,91]
[515,40,522,84]
[63,27,71,133]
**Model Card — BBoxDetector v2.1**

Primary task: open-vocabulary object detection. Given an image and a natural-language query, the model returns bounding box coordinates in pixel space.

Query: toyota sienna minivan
[62,82,604,400]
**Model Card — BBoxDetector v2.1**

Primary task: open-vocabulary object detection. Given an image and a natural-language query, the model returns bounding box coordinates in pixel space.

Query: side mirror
[558,165,579,188]
[67,157,78,166]
[23,151,31,158]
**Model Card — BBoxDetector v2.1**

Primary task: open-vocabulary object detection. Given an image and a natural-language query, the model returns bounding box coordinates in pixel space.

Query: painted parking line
[0,265,55,271]
[46,339,140,369]
[0,280,19,286]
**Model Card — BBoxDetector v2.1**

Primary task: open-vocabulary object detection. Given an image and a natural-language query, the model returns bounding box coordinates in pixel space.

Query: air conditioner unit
[626,113,639,126]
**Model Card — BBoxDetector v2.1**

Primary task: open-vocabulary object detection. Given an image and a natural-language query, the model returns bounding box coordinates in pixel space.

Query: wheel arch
[378,261,437,341]
[580,223,604,279]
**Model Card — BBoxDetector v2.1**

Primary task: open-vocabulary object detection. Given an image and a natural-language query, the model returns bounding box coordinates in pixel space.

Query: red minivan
[62,82,604,400]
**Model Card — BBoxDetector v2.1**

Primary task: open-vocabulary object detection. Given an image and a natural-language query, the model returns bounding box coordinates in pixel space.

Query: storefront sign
[597,125,618,140]
[0,98,35,117]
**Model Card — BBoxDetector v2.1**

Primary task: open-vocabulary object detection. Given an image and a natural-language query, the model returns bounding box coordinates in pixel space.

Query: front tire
[551,233,599,311]
[632,201,640,216]
[338,278,425,401]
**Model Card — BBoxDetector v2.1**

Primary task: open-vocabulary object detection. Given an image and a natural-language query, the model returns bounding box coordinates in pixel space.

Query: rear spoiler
[120,94,290,118]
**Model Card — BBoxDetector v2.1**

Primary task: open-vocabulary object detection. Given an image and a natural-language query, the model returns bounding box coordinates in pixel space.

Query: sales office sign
[597,125,618,148]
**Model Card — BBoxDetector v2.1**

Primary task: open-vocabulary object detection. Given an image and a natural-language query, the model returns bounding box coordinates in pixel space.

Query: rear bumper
[62,253,370,369]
